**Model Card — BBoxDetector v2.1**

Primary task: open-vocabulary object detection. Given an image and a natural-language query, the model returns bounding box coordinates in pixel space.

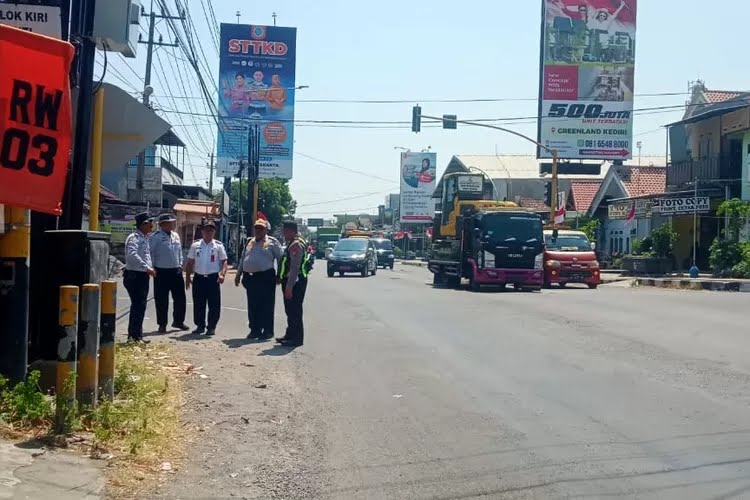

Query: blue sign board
[216,23,297,179]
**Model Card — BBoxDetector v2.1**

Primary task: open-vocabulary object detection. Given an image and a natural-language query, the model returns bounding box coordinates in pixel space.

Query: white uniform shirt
[188,239,227,275]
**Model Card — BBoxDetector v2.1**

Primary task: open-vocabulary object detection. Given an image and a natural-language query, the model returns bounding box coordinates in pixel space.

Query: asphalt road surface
[152,264,750,499]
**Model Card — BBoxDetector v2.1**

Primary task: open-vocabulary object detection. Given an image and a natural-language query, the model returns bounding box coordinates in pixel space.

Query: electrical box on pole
[411,105,421,133]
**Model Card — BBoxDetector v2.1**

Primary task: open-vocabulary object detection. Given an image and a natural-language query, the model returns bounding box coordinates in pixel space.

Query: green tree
[225,178,297,232]
[709,199,750,276]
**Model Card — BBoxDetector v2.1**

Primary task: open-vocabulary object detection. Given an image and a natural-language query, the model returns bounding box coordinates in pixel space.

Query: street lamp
[394,146,411,152]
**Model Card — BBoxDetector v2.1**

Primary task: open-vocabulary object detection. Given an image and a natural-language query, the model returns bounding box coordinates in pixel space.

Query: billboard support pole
[550,151,558,224]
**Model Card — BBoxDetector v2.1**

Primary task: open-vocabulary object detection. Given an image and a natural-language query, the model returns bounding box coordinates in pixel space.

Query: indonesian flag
[625,202,636,224]
[257,211,268,221]
[426,227,433,239]
[394,231,405,240]
[554,206,566,225]
[405,230,413,239]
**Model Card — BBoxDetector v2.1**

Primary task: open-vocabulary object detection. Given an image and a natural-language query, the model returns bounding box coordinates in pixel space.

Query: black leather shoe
[172,323,190,331]
[260,332,274,340]
[193,327,205,335]
[279,339,302,347]
[205,329,216,337]
[247,330,261,339]
[275,336,288,344]
[157,326,167,334]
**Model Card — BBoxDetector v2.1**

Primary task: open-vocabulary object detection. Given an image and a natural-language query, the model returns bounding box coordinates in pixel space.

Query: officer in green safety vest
[277,220,311,347]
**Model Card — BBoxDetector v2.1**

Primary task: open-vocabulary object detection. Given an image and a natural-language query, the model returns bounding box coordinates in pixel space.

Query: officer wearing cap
[235,219,283,340]
[277,220,311,347]
[124,212,156,342]
[150,213,189,333]
[185,219,227,336]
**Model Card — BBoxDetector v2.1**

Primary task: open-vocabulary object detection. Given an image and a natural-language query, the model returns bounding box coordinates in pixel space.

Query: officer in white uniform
[185,220,227,336]
[124,212,156,342]
[150,213,189,333]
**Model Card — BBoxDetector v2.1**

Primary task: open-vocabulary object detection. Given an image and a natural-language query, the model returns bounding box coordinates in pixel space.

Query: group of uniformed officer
[123,212,309,346]
[235,219,310,346]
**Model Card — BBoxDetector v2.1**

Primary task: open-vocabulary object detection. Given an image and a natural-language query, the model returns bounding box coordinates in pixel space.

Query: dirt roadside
[143,301,328,499]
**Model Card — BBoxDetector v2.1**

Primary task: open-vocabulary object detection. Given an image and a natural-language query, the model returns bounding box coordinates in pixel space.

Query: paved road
[151,264,750,499]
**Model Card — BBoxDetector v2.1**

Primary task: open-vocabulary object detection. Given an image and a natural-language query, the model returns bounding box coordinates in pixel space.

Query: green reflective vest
[280,237,312,280]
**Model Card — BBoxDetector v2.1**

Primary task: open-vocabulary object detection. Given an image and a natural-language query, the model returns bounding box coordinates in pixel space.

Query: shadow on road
[222,337,274,349]
[171,332,210,342]
[259,345,298,356]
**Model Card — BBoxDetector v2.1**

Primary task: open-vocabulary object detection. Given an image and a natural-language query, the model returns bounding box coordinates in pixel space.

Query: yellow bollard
[56,286,79,432]
[77,284,100,407]
[98,280,117,401]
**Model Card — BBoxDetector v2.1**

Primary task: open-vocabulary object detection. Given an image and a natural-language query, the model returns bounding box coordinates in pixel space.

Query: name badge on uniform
[210,249,216,263]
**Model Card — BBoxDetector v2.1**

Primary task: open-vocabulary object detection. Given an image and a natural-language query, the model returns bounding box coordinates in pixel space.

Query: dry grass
[92,343,186,499]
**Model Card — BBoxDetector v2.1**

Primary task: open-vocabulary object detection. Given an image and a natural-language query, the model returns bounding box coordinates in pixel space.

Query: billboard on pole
[216,23,297,178]
[537,0,637,160]
[399,152,437,223]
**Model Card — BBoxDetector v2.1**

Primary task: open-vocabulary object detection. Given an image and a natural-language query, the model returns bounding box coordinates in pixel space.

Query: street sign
[307,218,324,228]
[457,175,483,193]
[654,196,710,215]
[540,162,602,176]
[442,114,457,130]
[0,0,62,39]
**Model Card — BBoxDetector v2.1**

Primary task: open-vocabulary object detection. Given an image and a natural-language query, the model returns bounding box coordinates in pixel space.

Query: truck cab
[428,173,544,291]
[543,229,601,289]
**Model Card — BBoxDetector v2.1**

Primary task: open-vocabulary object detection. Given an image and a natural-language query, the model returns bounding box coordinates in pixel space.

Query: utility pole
[134,8,181,203]
[272,12,277,26]
[247,125,261,223]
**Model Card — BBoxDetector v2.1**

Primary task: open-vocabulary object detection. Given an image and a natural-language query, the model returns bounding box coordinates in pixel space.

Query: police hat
[282,220,298,232]
[135,212,153,226]
[158,212,177,224]
[202,219,217,229]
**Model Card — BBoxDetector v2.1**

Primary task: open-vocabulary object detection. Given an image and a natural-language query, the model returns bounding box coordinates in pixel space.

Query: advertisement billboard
[538,0,637,160]
[216,24,297,179]
[399,152,437,223]
[0,0,62,38]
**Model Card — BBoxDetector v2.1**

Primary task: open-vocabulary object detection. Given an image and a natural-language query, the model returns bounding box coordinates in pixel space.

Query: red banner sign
[0,25,74,215]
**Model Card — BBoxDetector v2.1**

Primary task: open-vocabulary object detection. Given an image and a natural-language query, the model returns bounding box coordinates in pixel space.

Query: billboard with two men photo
[538,0,637,160]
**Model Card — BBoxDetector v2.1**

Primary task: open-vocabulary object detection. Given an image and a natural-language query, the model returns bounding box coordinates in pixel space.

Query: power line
[295,152,399,184]
[296,192,387,208]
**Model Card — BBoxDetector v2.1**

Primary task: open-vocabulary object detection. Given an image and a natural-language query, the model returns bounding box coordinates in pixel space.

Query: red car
[543,230,601,289]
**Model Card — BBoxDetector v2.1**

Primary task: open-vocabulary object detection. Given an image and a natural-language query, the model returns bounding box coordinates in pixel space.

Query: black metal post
[64,0,97,229]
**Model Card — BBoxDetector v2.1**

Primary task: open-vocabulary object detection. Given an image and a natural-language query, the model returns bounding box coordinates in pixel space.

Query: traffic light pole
[416,113,560,223]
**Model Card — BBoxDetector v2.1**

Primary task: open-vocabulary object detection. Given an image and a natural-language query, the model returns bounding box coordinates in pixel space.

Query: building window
[626,238,630,254]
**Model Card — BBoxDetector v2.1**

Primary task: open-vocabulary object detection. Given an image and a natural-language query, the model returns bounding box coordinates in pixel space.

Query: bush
[709,239,743,277]
[650,224,677,258]
[730,242,750,278]
[393,246,403,258]
[0,371,53,427]
[630,237,652,256]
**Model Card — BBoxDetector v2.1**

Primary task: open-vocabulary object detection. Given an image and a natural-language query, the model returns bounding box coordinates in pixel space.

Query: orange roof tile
[704,90,743,103]
[619,166,666,197]
[569,181,602,213]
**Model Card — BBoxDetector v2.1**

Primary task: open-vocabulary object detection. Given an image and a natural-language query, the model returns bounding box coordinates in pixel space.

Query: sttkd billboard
[216,23,297,179]
[537,0,637,161]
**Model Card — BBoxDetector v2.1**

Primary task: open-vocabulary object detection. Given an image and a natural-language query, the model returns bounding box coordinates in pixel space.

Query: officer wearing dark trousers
[185,220,227,336]
[150,213,189,333]
[235,219,283,340]
[277,221,310,347]
[123,212,156,342]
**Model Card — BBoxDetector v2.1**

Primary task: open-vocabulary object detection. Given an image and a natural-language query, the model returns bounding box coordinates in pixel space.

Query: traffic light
[544,181,552,207]
[411,105,421,133]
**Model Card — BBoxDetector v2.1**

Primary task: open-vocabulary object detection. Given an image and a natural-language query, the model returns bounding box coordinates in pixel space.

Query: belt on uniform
[194,272,219,278]
[243,268,274,276]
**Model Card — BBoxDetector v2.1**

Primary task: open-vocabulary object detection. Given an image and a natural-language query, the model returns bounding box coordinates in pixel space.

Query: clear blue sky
[100,0,750,219]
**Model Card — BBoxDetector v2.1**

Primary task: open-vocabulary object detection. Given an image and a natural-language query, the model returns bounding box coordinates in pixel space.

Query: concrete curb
[635,278,750,293]
[399,261,428,267]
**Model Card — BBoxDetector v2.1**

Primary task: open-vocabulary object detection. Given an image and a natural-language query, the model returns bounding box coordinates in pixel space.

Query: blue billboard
[216,24,297,179]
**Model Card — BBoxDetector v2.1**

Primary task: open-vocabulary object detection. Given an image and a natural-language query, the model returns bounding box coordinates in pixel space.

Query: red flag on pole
[257,210,268,221]
[625,201,636,224]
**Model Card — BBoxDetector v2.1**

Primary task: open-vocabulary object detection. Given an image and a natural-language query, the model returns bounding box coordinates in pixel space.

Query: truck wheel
[558,283,567,288]
[372,265,377,276]
[389,263,394,270]
[361,267,368,278]
[432,273,442,286]
[327,269,334,278]
[447,276,461,289]
[588,284,598,289]
[470,276,480,292]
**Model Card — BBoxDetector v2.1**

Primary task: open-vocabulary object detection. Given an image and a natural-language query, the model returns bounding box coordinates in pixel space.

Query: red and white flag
[625,202,636,224]
[394,231,405,240]
[554,206,566,225]
[426,227,433,239]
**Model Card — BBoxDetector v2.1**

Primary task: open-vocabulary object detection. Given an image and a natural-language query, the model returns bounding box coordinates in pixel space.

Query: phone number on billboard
[578,140,629,148]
